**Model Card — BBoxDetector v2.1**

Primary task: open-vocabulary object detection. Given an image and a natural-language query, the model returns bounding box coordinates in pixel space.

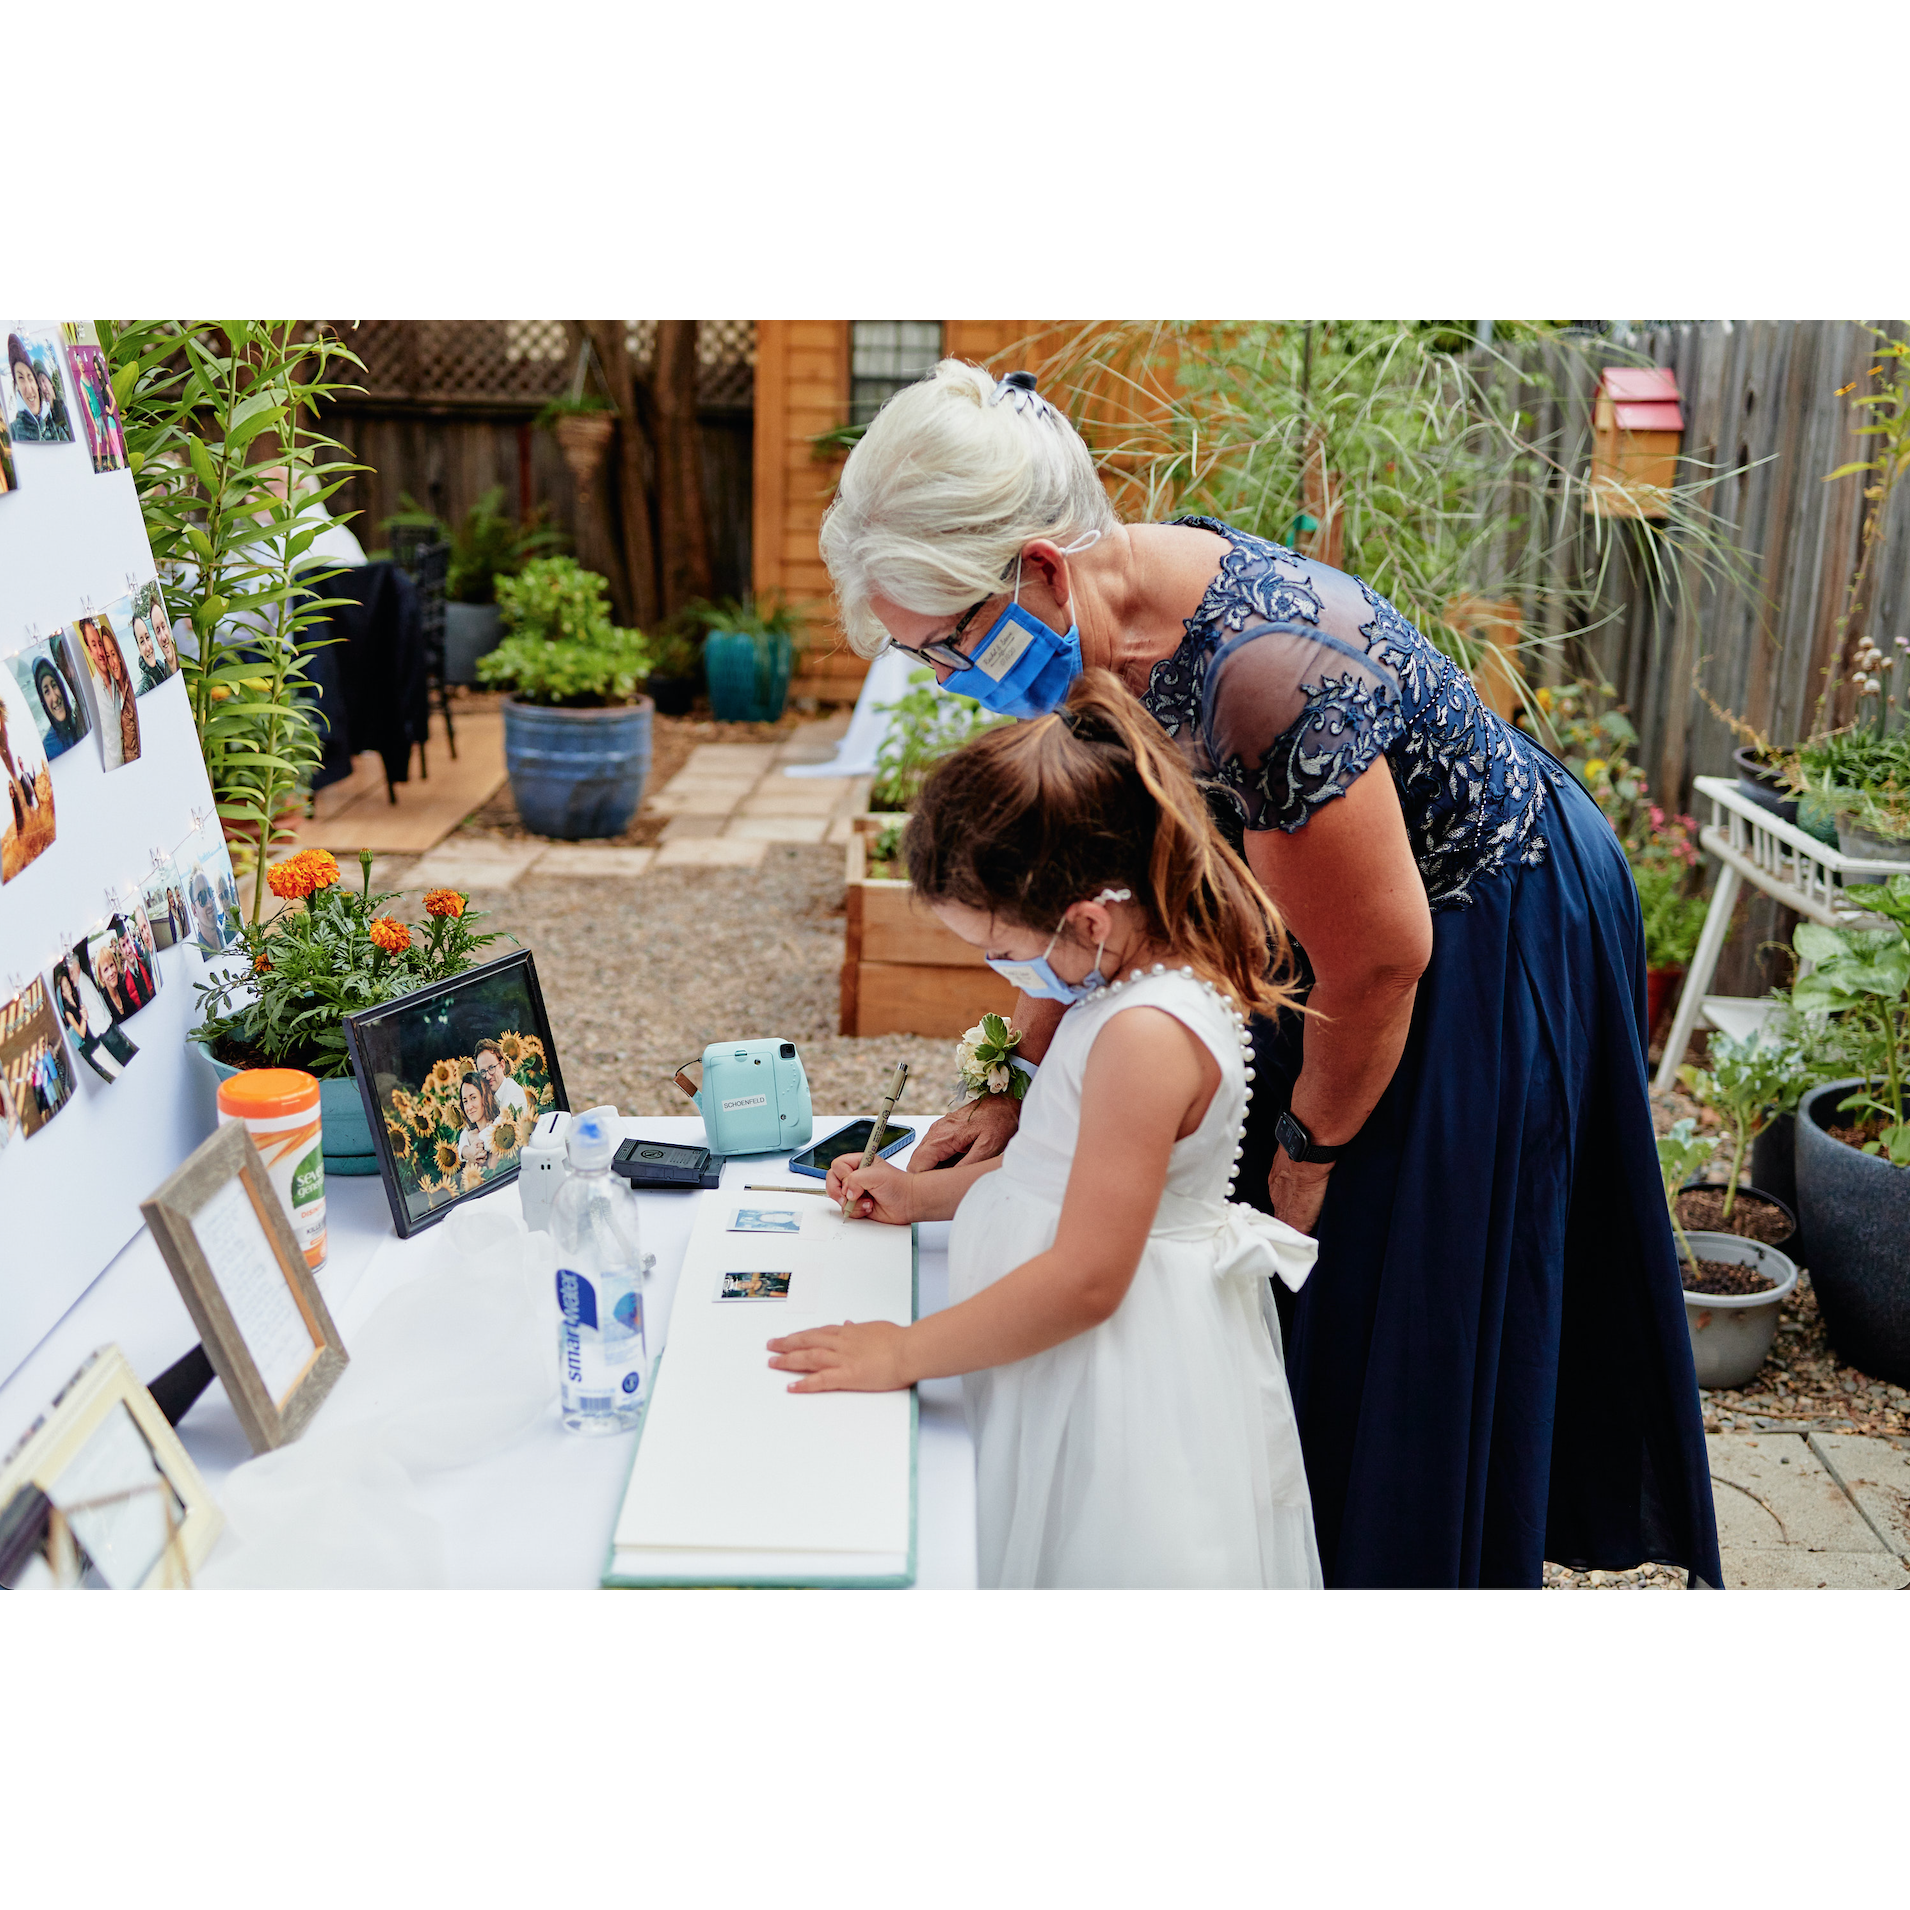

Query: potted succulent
[1675,1028,1807,1254]
[1790,874,1910,1383]
[695,596,803,724]
[477,557,654,839]
[1659,1118,1798,1391]
[189,850,508,1174]
[644,620,704,718]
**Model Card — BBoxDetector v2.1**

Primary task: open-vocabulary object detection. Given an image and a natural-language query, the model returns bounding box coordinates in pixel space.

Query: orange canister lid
[217,1068,321,1118]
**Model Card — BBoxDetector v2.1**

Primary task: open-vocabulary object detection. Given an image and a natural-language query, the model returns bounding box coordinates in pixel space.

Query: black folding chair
[390,529,455,773]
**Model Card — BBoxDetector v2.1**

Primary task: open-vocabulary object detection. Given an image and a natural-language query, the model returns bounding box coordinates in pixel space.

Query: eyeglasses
[886,595,992,673]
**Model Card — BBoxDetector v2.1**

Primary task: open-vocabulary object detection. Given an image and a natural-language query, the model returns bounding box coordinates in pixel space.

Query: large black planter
[1732,745,1799,826]
[1751,1113,1800,1260]
[1795,1078,1910,1385]
[502,695,653,840]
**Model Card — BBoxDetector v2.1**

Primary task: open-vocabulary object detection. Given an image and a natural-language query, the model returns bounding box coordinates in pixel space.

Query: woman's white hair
[820,359,1118,658]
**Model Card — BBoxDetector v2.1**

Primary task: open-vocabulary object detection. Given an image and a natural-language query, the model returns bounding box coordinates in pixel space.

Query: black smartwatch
[1275,1110,1351,1165]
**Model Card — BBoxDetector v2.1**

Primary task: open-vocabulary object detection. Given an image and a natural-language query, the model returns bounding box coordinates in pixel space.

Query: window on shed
[850,321,944,426]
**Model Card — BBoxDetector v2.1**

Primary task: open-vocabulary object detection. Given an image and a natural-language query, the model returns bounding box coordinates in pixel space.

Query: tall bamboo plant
[1027,321,1759,706]
[100,321,363,924]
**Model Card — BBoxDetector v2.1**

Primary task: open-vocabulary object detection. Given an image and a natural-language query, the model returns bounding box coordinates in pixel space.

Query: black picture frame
[343,948,569,1238]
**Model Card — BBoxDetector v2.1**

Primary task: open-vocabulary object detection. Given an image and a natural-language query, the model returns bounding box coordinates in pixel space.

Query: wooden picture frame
[0,1344,223,1588]
[343,948,568,1239]
[141,1122,347,1454]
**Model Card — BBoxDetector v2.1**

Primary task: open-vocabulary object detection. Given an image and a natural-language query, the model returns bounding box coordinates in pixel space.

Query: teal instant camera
[671,1038,814,1156]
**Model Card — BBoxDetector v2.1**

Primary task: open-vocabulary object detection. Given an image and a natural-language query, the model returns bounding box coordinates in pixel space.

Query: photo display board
[0,319,235,1385]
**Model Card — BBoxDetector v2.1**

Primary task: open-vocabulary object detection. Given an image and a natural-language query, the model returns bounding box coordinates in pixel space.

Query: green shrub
[478,557,651,707]
[870,667,1012,813]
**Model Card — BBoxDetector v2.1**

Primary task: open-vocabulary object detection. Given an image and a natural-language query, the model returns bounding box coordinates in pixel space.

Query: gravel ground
[380,839,965,1127]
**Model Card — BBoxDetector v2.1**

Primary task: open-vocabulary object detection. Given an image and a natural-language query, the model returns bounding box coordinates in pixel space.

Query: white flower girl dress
[949,965,1323,1589]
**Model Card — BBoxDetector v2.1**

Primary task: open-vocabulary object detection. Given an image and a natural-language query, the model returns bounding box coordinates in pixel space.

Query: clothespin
[4,969,25,996]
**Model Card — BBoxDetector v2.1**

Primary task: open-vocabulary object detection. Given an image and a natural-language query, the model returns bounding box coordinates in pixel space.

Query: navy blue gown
[1142,519,1721,1590]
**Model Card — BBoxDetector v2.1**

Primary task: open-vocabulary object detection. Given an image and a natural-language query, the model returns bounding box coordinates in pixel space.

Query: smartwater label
[720,1092,769,1112]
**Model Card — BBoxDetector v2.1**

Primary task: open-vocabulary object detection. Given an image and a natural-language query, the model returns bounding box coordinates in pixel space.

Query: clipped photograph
[0,975,78,1135]
[0,401,14,496]
[8,632,91,760]
[72,612,141,769]
[64,341,127,475]
[5,328,75,446]
[130,579,180,687]
[142,854,188,951]
[83,910,158,1023]
[174,814,241,956]
[0,664,56,883]
[52,944,137,1083]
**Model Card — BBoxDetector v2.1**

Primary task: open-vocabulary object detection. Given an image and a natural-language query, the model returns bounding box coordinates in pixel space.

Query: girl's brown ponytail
[905,669,1298,1019]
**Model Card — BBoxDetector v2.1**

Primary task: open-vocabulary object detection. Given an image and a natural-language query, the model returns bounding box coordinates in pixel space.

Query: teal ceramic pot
[703,631,791,724]
[501,694,652,839]
[193,1042,381,1176]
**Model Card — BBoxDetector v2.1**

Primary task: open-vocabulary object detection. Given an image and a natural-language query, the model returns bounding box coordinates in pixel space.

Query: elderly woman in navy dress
[820,361,1720,1590]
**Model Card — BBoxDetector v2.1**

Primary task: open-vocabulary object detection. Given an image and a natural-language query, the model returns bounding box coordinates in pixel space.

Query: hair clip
[989,369,1052,422]
[1090,888,1133,906]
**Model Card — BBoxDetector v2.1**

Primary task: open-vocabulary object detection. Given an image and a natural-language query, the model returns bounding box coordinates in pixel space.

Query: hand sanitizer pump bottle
[551,1113,652,1435]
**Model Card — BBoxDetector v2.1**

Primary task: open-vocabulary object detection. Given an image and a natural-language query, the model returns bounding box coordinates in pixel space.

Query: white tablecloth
[0,1118,976,1589]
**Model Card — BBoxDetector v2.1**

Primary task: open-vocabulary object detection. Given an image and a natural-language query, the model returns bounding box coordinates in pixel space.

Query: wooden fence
[1477,320,1908,994]
[313,321,755,610]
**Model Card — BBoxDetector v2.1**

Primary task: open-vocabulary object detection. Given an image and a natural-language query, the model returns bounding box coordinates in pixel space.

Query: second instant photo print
[0,665,55,883]
[7,633,91,761]
[72,612,141,770]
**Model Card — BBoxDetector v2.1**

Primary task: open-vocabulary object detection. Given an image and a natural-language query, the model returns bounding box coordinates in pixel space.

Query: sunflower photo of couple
[384,1027,556,1211]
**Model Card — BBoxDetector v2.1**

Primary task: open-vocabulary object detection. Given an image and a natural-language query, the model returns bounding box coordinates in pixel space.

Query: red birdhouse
[1587,366,1685,519]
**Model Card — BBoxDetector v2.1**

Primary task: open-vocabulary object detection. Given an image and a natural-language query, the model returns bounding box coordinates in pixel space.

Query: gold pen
[743,1184,837,1198]
[845,1062,909,1220]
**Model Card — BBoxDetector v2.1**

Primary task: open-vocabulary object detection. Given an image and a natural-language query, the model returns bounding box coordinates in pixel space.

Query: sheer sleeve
[1197,622,1403,833]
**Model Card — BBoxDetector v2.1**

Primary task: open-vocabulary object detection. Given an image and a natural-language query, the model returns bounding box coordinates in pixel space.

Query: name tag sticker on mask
[972,619,1034,682]
[986,960,1046,994]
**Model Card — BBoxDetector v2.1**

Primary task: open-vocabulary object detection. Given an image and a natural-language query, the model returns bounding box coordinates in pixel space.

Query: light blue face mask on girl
[958,534,1102,721]
[984,889,1132,1003]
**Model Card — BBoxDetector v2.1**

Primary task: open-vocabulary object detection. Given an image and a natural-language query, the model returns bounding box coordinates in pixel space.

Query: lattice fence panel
[321,319,753,408]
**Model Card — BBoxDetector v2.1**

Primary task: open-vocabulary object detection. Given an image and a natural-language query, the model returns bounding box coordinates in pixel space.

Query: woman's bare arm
[907,991,1065,1171]
[1246,758,1432,1229]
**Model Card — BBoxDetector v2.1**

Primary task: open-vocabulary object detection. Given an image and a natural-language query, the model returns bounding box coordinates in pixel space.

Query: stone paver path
[1708,1431,1910,1588]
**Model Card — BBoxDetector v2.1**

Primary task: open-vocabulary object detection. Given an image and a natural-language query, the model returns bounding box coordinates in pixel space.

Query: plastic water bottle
[551,1113,651,1435]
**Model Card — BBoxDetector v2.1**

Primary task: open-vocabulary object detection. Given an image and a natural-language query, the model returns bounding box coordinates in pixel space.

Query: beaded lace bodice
[1140,518,1563,910]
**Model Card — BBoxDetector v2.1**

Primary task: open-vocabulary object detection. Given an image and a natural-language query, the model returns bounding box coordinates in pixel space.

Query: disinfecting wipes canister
[216,1068,327,1269]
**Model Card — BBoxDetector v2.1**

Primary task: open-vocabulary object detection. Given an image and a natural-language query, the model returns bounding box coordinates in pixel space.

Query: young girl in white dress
[768,672,1322,1589]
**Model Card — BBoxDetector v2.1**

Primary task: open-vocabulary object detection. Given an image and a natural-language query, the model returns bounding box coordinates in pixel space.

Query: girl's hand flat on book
[768,1320,912,1392]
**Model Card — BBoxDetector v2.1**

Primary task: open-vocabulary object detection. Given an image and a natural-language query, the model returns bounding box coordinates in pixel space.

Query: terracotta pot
[1646,964,1684,1039]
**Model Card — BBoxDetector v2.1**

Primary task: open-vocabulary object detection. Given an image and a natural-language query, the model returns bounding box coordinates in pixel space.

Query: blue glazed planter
[193,1042,380,1176]
[703,631,791,724]
[1795,1078,1910,1385]
[502,694,652,840]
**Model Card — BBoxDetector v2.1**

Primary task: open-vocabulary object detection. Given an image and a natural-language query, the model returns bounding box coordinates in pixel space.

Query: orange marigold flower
[267,859,311,901]
[423,888,467,918]
[369,916,411,954]
[302,850,341,892]
[253,950,272,974]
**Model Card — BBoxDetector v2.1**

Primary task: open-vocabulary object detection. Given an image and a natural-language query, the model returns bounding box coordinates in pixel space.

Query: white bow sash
[1151,1193,1319,1294]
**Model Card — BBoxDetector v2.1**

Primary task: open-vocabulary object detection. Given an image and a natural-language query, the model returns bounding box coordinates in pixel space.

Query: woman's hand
[909,1093,1021,1172]
[768,1320,913,1392]
[1269,1155,1333,1234]
[826,1154,913,1223]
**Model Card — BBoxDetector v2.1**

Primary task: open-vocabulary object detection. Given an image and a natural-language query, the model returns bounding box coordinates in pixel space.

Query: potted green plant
[1791,874,1910,1383]
[695,596,803,724]
[435,486,566,684]
[189,850,508,1173]
[1676,1028,1806,1253]
[1658,1117,1798,1390]
[644,619,704,718]
[477,557,654,838]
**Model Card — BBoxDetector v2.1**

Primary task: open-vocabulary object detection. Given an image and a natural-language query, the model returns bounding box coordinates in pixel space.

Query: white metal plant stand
[1651,775,1901,1095]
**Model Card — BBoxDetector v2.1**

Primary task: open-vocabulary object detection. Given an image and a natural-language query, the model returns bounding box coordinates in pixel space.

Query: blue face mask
[984,889,1131,1003]
[956,535,1100,721]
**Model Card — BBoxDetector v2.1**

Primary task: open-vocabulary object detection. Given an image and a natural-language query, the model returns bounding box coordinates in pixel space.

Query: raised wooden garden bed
[840,815,1018,1038]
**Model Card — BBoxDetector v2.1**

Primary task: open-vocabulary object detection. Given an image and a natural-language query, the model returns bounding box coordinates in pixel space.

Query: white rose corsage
[952,1013,1027,1105]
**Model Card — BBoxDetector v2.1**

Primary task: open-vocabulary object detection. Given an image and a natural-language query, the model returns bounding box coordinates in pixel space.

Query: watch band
[1276,1109,1350,1165]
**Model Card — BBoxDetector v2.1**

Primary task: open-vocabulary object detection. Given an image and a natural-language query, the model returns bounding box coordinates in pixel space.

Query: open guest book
[603,1184,917,1588]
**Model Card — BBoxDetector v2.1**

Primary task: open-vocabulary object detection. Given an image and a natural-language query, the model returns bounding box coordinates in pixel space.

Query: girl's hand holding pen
[825,1154,912,1224]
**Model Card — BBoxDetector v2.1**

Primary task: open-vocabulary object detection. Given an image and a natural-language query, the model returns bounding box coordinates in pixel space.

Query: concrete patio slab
[403,842,547,891]
[1718,1551,1908,1590]
[765,775,859,798]
[649,786,750,816]
[659,814,727,842]
[723,816,829,843]
[1707,1432,1896,1590]
[653,838,769,868]
[526,846,656,878]
[1811,1433,1910,1562]
[738,787,844,817]
[684,744,780,774]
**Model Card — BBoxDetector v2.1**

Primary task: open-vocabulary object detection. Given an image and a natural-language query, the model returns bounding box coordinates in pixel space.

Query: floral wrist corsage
[953,1013,1027,1104]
